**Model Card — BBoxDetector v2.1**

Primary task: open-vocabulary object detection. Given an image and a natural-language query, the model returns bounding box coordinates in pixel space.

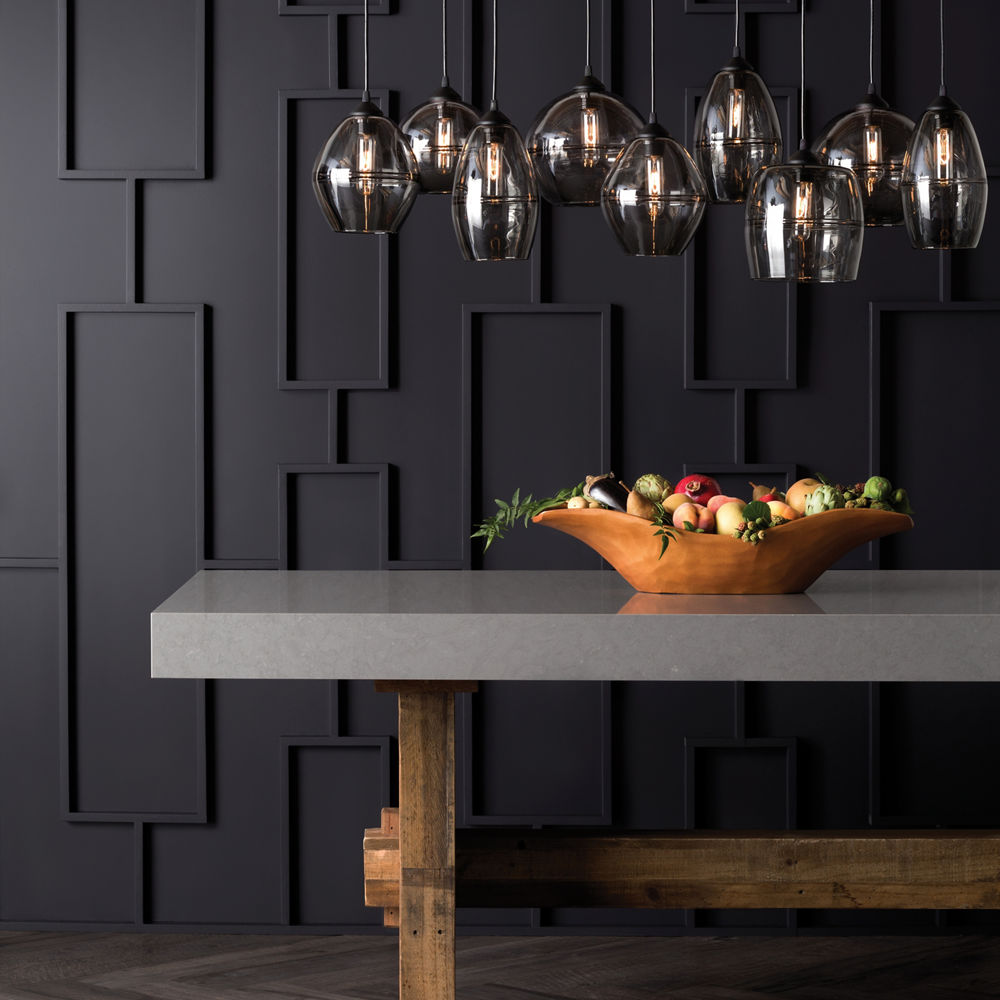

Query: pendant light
[400,0,480,195]
[692,0,782,204]
[601,0,707,256]
[312,0,419,234]
[452,0,538,261]
[525,0,643,207]
[813,0,915,227]
[900,0,988,249]
[745,0,864,282]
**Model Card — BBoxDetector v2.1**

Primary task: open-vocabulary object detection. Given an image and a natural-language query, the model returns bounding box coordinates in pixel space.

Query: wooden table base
[374,681,478,1000]
[367,683,1000,1000]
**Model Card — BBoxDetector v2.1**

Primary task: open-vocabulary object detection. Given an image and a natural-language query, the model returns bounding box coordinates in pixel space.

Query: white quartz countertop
[150,570,1000,682]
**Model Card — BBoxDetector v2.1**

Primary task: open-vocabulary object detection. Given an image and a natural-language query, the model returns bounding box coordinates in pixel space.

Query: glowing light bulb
[435,115,454,172]
[863,124,882,165]
[935,126,953,180]
[358,133,375,173]
[794,180,814,223]
[582,106,599,167]
[357,132,376,195]
[727,88,745,139]
[486,140,503,196]
[646,154,664,225]
[646,155,663,198]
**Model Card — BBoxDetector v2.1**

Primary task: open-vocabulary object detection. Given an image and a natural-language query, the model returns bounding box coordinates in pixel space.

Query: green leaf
[471,481,587,551]
[742,500,770,522]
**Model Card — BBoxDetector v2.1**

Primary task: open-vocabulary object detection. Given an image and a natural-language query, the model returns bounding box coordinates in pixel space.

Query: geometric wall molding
[58,0,206,179]
[278,463,390,569]
[281,735,392,927]
[462,303,614,569]
[684,736,797,830]
[683,88,799,390]
[9,0,1000,937]
[869,299,1000,474]
[458,681,613,826]
[279,91,393,389]
[684,734,798,931]
[59,304,207,822]
[685,0,798,11]
[869,300,1000,571]
[279,0,390,13]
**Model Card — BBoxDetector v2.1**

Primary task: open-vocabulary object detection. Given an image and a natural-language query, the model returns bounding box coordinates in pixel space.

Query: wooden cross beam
[366,816,1000,912]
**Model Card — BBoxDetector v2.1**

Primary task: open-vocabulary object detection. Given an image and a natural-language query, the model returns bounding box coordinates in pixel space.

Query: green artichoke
[863,475,893,502]
[632,473,672,504]
[805,484,846,515]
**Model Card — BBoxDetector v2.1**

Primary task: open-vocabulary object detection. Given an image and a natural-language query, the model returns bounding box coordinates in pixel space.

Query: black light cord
[799,0,806,148]
[585,0,592,76]
[362,0,370,102]
[649,0,656,123]
[441,0,448,87]
[868,0,874,91]
[490,0,498,109]
[733,0,740,57]
[939,0,946,95]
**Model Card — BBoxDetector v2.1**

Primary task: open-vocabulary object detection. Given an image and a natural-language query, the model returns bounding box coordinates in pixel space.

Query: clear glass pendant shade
[452,109,539,261]
[313,102,419,234]
[745,149,865,281]
[601,124,708,256]
[900,94,988,249]
[814,91,915,227]
[527,77,644,206]
[401,86,480,194]
[693,56,783,204]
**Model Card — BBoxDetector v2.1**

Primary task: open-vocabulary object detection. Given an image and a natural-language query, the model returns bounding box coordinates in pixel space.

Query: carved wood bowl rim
[532,507,914,594]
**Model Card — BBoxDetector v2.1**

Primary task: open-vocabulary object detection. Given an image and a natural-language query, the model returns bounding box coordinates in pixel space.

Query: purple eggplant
[584,473,629,513]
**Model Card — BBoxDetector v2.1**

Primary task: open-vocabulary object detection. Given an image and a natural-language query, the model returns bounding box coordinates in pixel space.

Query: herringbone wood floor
[3,932,1000,1000]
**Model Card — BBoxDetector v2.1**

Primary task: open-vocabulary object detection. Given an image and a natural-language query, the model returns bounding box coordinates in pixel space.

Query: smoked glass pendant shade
[313,101,419,234]
[601,124,708,256]
[526,76,643,206]
[900,93,988,249]
[693,56,783,204]
[401,86,480,194]
[452,108,539,261]
[813,90,915,227]
[745,148,865,282]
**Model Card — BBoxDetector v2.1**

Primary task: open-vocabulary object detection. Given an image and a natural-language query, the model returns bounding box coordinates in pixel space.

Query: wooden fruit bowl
[531,506,913,594]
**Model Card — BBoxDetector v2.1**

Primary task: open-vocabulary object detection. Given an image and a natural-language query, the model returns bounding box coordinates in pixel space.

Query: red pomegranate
[675,474,722,505]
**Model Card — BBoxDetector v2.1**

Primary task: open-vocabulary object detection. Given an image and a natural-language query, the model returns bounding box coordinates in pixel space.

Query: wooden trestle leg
[373,681,476,1000]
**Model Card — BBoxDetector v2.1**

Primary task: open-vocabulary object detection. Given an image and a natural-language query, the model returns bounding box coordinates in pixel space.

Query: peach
[673,502,714,533]
[707,494,745,514]
[766,500,801,523]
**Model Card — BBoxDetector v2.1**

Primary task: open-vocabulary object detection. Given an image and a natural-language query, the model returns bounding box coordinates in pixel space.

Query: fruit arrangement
[472,470,913,555]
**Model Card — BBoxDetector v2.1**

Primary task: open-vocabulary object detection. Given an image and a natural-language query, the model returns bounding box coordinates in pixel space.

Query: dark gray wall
[1,0,999,934]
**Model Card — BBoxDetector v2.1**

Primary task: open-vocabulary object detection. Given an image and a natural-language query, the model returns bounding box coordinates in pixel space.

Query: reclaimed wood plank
[364,828,1000,911]
[396,689,456,1000]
